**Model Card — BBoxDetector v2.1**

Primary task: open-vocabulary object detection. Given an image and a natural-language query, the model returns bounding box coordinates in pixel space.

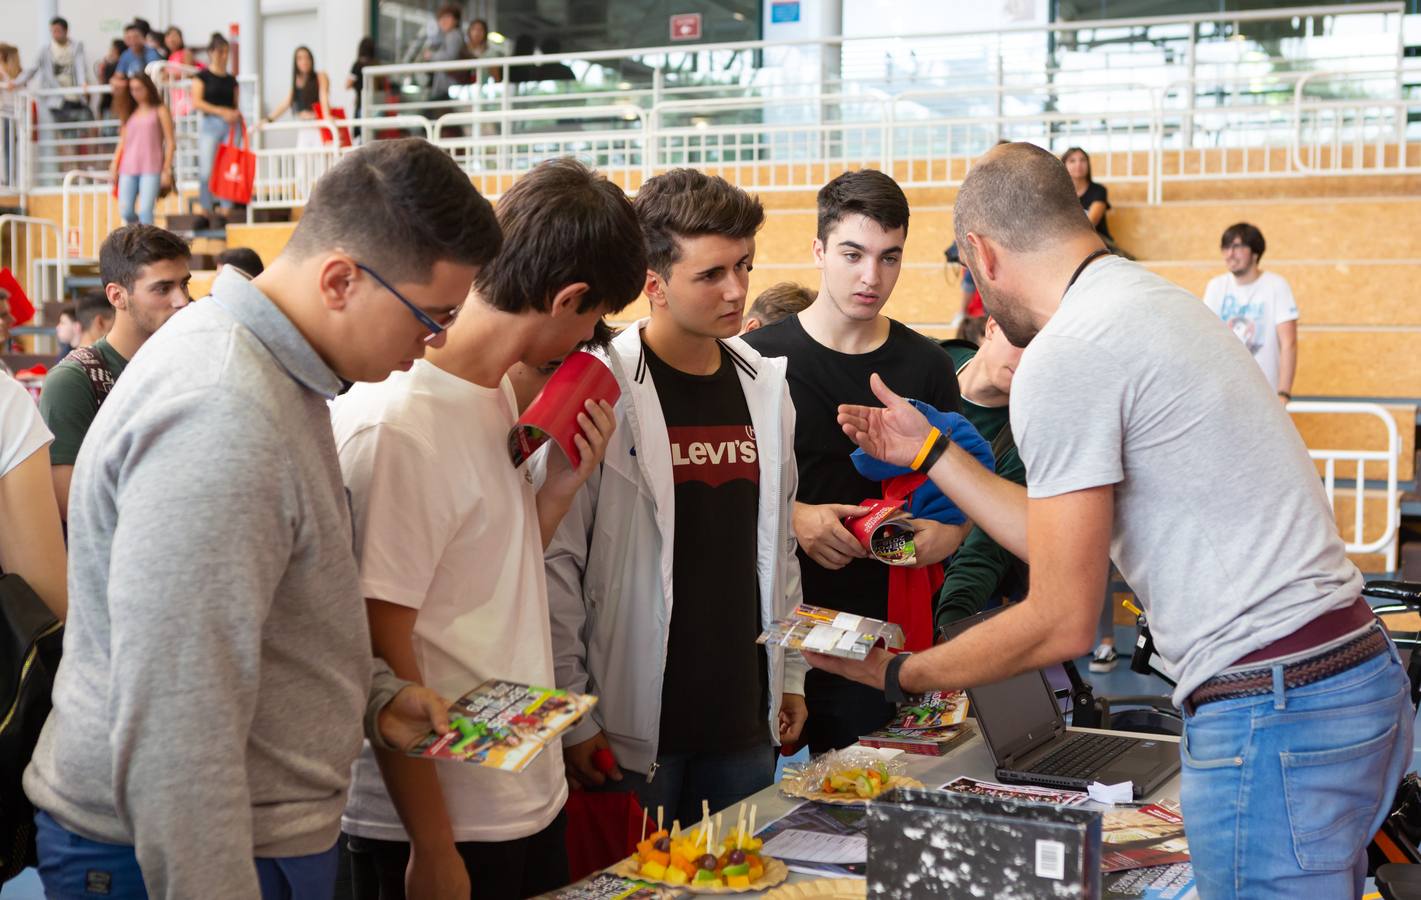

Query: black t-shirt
[645,343,768,755]
[1079,182,1112,240]
[196,70,237,110]
[742,315,961,620]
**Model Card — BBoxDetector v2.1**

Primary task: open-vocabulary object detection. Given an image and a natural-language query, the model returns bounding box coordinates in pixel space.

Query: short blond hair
[746,282,815,327]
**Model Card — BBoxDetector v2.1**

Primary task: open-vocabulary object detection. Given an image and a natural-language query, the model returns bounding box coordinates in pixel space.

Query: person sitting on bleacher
[38,224,190,520]
[1202,222,1298,402]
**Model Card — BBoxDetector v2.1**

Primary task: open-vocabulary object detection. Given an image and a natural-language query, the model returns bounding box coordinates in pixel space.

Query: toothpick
[657,805,664,836]
[640,807,648,843]
[735,804,746,850]
[748,804,758,842]
[672,819,681,840]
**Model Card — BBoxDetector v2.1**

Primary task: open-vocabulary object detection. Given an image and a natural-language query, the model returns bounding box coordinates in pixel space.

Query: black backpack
[0,572,63,882]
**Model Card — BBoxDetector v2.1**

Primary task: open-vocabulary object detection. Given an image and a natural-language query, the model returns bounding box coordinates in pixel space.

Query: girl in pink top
[108,72,174,225]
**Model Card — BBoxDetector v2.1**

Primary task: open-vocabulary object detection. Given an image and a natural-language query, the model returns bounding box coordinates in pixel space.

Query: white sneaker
[1089,642,1119,672]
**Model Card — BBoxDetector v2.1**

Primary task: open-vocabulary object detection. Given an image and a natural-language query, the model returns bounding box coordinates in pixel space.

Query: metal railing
[3,3,1415,208]
[248,115,432,210]
[61,169,184,275]
[363,3,1406,122]
[1288,400,1402,572]
[0,214,62,326]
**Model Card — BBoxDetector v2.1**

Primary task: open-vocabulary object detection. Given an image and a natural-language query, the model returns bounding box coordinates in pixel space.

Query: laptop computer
[943,613,1180,799]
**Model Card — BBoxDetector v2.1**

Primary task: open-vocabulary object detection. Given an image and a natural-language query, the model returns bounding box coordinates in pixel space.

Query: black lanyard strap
[1065,247,1111,297]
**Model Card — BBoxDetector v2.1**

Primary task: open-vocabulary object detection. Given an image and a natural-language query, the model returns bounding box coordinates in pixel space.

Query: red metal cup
[507,351,621,469]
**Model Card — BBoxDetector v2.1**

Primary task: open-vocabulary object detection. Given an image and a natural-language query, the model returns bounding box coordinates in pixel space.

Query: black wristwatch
[883,652,913,704]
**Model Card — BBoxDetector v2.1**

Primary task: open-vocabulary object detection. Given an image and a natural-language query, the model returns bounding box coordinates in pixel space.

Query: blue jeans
[116,172,160,225]
[35,810,339,899]
[198,112,234,214]
[591,743,776,828]
[1179,630,1414,899]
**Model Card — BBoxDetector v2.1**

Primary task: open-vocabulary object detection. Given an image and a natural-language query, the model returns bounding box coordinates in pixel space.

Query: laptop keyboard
[1032,733,1134,778]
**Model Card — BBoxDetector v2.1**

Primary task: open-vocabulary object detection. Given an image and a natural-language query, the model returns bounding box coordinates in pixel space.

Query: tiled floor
[6,625,1417,898]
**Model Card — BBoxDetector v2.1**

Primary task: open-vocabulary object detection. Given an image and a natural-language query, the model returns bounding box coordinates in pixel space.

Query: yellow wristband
[909,427,942,471]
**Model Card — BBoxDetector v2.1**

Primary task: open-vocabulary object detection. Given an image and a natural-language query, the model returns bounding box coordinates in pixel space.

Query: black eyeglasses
[355,262,458,341]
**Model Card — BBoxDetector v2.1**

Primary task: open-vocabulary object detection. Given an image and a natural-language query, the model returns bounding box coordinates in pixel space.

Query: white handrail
[0,215,62,333]
[1291,69,1416,175]
[1287,400,1401,572]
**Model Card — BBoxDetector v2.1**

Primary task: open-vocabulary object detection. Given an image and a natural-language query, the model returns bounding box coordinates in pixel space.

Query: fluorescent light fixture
[618,81,632,90]
[490,32,506,43]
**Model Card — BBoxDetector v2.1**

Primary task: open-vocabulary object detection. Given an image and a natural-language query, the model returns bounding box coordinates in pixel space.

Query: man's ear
[811,237,826,270]
[643,269,667,310]
[316,254,358,311]
[964,232,997,284]
[104,282,128,312]
[548,281,591,317]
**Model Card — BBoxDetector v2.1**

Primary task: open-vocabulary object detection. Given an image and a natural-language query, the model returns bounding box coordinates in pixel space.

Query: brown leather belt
[1184,599,1386,715]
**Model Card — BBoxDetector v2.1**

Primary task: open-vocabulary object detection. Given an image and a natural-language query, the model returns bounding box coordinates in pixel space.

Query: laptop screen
[940,609,1063,761]
[968,668,1063,761]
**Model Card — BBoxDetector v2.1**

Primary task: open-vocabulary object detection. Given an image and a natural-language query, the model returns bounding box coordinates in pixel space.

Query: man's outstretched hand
[837,374,935,469]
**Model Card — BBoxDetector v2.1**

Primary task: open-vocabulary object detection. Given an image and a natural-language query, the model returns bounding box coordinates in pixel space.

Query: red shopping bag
[312,103,352,148]
[209,120,255,206]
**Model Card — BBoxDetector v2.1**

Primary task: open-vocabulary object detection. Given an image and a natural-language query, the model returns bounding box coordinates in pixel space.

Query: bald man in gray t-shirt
[808,142,1411,899]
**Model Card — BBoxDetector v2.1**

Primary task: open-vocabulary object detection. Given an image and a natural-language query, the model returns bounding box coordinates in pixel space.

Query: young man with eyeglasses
[24,139,489,899]
[331,158,646,900]
[1203,222,1298,401]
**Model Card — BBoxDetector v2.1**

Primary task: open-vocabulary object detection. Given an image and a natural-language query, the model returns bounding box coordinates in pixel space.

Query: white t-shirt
[1011,256,1359,706]
[0,371,52,477]
[1201,270,1299,390]
[332,360,566,843]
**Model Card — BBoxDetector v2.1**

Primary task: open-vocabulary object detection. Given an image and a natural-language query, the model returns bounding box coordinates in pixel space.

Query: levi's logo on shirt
[667,425,758,487]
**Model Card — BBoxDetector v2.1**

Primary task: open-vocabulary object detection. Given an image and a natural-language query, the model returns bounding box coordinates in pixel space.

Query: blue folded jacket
[850,400,996,525]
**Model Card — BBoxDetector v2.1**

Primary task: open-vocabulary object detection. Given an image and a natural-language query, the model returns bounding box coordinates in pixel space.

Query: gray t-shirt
[1010,255,1360,705]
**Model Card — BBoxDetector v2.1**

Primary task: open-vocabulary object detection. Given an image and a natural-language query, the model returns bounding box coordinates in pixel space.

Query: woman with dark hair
[163,26,194,117]
[1061,147,1131,258]
[193,33,239,217]
[108,71,174,225]
[346,37,379,117]
[263,45,331,148]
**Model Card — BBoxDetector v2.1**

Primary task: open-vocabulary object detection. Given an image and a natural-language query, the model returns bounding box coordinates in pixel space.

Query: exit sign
[670,13,702,41]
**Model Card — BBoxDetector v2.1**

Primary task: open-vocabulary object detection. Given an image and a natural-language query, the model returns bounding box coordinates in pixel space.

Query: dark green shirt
[935,341,1028,632]
[39,337,129,466]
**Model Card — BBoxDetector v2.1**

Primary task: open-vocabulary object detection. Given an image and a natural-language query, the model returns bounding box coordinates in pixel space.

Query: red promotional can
[507,352,621,469]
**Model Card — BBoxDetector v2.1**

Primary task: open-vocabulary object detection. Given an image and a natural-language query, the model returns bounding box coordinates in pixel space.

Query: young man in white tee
[331,158,646,900]
[1202,222,1299,399]
[548,169,807,826]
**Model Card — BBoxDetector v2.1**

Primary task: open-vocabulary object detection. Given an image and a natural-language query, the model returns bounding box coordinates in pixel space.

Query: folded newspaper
[757,604,905,660]
[408,680,597,773]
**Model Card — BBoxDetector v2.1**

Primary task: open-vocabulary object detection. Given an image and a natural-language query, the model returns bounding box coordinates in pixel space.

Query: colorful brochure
[1100,800,1190,873]
[858,722,975,756]
[939,775,1091,807]
[756,604,906,660]
[407,680,597,773]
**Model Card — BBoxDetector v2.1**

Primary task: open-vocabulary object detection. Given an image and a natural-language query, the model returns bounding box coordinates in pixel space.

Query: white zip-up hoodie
[545,323,807,775]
